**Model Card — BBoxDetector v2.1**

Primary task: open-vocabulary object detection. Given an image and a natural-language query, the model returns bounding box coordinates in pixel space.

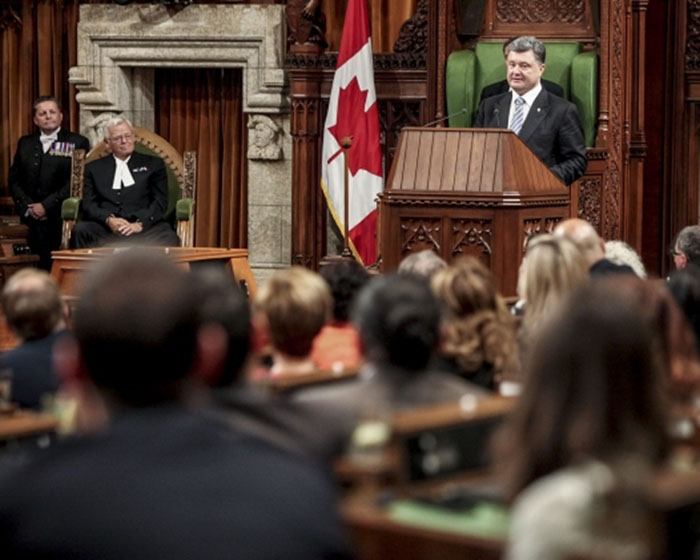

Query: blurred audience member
[604,239,647,278]
[669,264,700,355]
[672,225,700,270]
[619,275,700,400]
[398,249,447,280]
[293,274,486,444]
[496,281,671,560]
[194,266,346,464]
[554,218,635,277]
[517,234,588,343]
[431,257,519,391]
[253,266,331,377]
[311,260,369,372]
[0,250,350,559]
[0,268,67,409]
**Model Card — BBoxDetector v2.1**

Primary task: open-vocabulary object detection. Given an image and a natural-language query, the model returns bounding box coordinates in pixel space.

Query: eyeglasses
[108,133,134,143]
[668,246,682,258]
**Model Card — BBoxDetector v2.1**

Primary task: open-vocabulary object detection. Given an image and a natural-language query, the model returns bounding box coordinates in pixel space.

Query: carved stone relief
[248,115,283,161]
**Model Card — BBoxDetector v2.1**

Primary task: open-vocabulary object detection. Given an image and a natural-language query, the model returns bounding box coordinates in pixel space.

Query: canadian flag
[321,0,383,266]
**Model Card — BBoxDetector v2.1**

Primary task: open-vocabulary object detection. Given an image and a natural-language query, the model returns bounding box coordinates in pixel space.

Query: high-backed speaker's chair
[61,127,196,249]
[446,41,598,147]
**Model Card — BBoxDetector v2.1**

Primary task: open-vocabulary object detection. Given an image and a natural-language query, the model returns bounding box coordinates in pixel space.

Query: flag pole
[341,136,353,258]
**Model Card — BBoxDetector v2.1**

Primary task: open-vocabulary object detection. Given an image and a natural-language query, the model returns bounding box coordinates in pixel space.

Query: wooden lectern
[378,127,570,296]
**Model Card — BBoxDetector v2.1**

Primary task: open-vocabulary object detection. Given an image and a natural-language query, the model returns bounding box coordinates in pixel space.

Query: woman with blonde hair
[518,234,589,340]
[253,266,332,377]
[431,257,519,391]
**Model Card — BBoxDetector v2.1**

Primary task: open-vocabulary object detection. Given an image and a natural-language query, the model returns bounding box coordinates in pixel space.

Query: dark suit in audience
[0,251,350,559]
[0,269,66,410]
[192,267,348,465]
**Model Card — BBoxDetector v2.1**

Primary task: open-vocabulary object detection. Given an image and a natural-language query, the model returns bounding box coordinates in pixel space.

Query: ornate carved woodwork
[287,0,649,279]
[577,175,603,231]
[380,127,570,296]
[450,218,493,270]
[484,0,596,41]
[394,0,429,53]
[400,217,442,253]
[686,0,700,70]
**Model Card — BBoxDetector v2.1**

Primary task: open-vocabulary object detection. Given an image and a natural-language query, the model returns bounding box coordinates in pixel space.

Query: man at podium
[474,36,587,186]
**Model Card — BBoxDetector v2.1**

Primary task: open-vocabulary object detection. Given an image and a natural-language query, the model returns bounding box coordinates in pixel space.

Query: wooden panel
[427,131,447,190]
[454,132,473,191]
[480,133,500,192]
[401,131,421,190]
[442,131,462,191]
[415,132,435,189]
[467,132,486,191]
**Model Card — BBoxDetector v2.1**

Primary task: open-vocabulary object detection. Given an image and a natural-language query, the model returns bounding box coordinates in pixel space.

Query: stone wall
[69,3,292,281]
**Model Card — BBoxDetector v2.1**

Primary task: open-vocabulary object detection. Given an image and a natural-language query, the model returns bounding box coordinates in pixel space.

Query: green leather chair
[62,127,196,248]
[445,41,598,147]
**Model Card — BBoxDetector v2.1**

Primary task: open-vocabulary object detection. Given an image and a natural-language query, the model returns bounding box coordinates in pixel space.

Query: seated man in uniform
[69,117,180,248]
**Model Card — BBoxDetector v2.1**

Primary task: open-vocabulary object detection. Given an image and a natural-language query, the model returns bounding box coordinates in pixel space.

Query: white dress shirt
[507,83,543,131]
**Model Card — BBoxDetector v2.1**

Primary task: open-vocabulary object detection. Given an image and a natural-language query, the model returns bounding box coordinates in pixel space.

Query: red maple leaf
[327,77,382,177]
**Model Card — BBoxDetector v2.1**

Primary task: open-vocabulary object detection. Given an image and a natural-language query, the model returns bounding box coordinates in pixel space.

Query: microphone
[493,107,500,128]
[423,108,469,128]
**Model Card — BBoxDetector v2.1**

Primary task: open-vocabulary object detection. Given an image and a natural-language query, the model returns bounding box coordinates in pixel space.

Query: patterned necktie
[510,96,525,135]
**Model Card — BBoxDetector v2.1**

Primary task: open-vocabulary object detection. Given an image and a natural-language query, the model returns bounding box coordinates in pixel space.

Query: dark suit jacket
[474,88,587,185]
[480,78,564,103]
[0,330,66,410]
[83,151,169,230]
[0,406,351,559]
[8,129,90,219]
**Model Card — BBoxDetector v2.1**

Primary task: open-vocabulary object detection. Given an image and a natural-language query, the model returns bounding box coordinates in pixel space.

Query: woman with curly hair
[431,257,519,391]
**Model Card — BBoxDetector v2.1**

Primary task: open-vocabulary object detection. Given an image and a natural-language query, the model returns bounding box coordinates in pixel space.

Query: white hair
[604,240,647,278]
[103,116,133,140]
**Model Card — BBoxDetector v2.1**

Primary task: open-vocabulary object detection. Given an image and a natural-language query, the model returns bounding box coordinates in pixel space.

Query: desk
[0,410,58,442]
[51,247,257,298]
[342,491,505,560]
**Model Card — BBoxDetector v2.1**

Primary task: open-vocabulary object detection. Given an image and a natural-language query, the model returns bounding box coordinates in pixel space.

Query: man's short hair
[319,260,370,322]
[32,96,61,115]
[676,225,700,266]
[103,116,134,140]
[1,269,63,341]
[398,250,447,280]
[73,249,200,405]
[193,266,251,387]
[507,36,546,64]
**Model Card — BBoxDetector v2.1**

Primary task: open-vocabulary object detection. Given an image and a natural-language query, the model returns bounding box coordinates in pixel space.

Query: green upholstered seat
[446,41,598,147]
